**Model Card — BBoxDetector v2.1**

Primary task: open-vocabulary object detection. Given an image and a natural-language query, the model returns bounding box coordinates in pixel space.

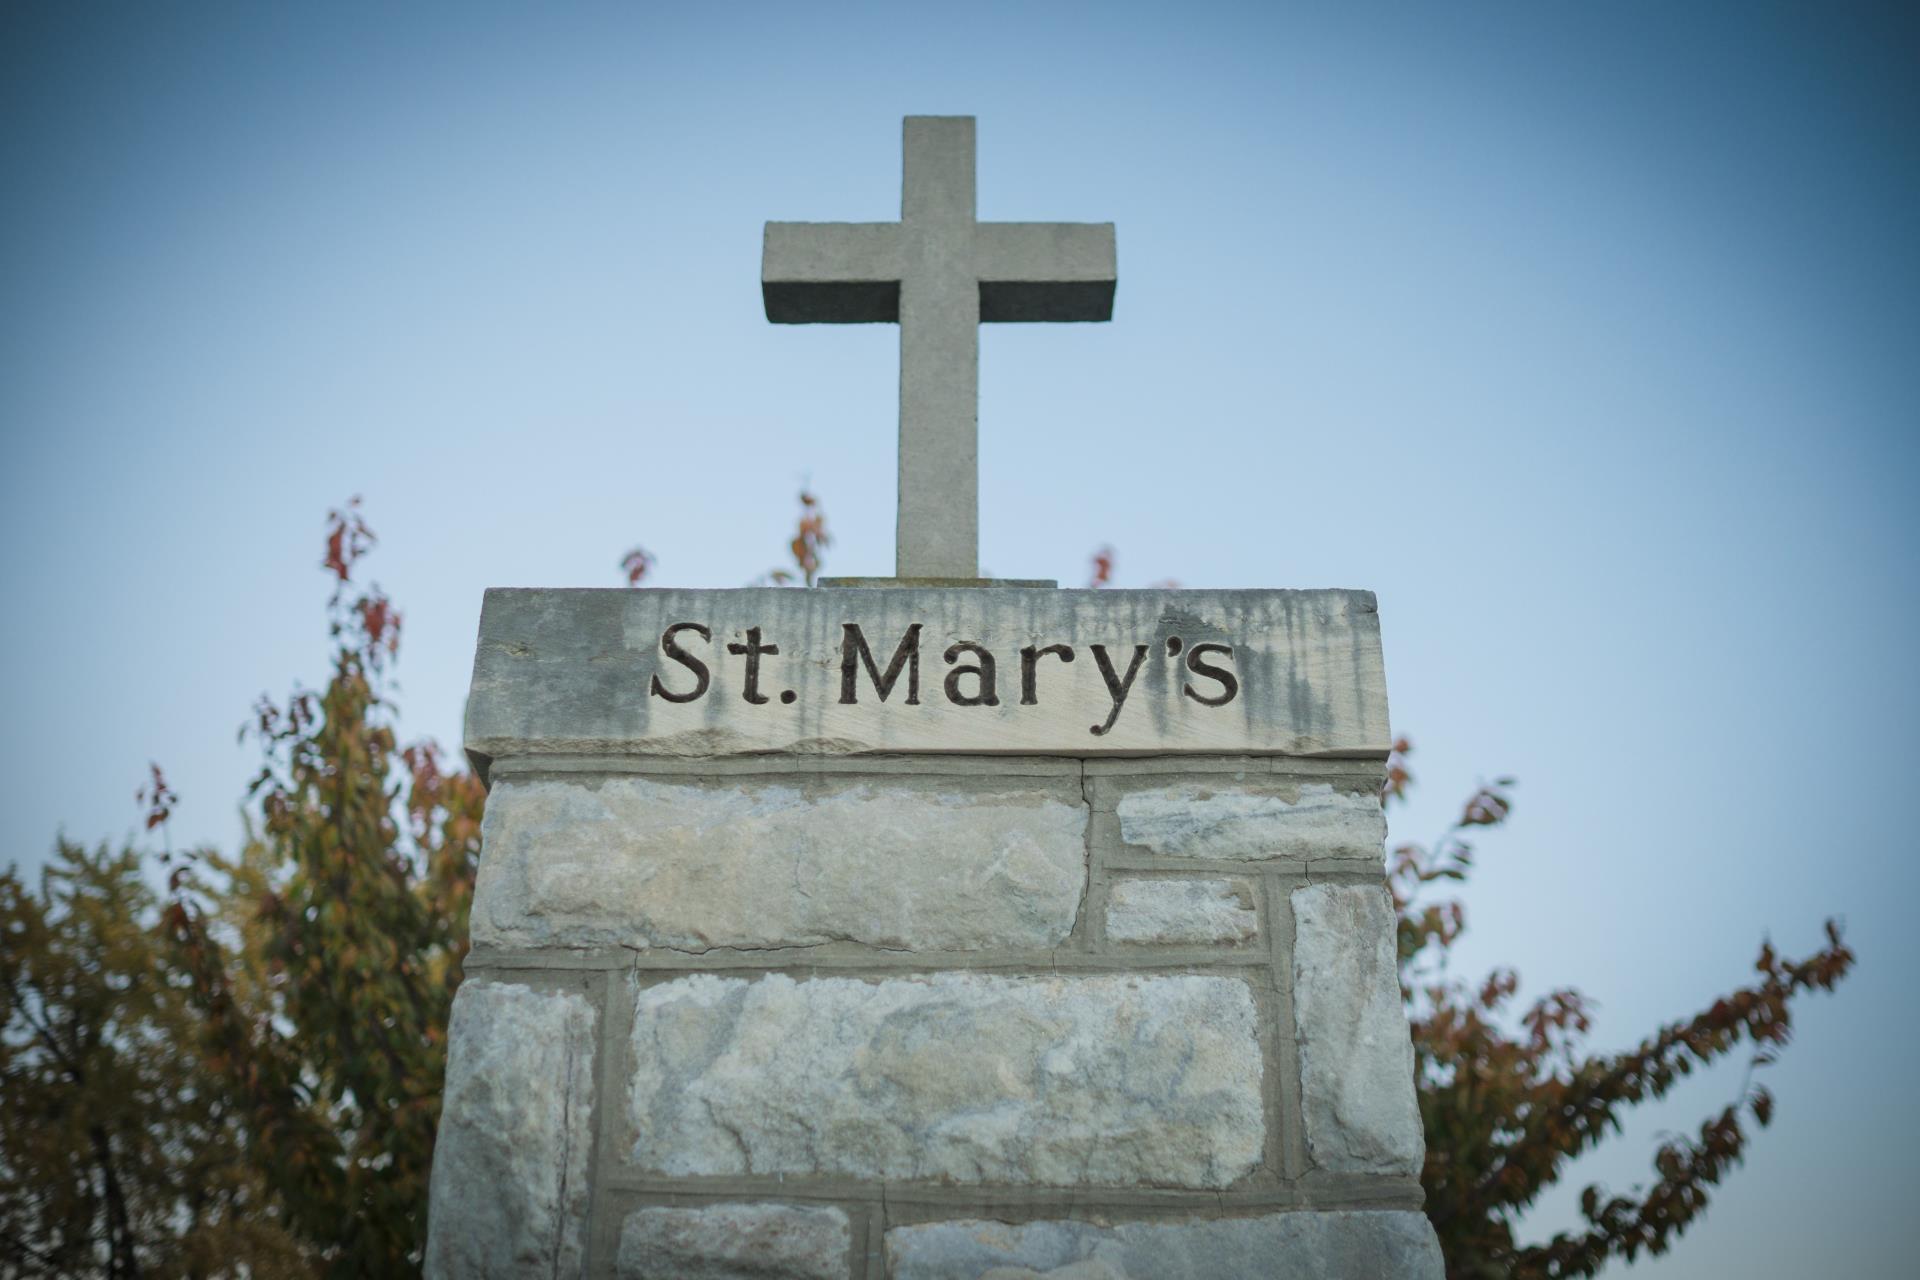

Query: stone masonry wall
[425,753,1441,1279]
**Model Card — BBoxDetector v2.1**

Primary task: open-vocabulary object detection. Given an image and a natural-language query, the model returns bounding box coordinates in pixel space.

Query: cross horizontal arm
[976,222,1116,322]
[762,222,904,323]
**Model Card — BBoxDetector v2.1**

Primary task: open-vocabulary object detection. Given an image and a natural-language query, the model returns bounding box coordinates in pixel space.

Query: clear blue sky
[3,3,1915,1273]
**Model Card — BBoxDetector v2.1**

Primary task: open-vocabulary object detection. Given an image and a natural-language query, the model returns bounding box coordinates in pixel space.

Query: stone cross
[762,116,1116,580]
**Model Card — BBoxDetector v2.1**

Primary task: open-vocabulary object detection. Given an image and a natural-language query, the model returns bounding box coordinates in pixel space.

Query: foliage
[1088,544,1116,587]
[1384,739,1853,1278]
[630,488,830,589]
[759,488,831,587]
[1085,545,1175,590]
[0,842,308,1277]
[160,500,484,1277]
[619,545,655,587]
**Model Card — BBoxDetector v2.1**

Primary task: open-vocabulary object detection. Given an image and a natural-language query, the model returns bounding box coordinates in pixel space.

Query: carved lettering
[1183,643,1239,706]
[726,626,780,705]
[942,641,999,707]
[649,622,712,703]
[1089,643,1150,736]
[840,623,922,704]
[1019,643,1075,705]
[653,621,1240,721]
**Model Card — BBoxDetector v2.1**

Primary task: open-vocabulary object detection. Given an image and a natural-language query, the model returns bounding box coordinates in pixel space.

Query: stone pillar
[426,587,1443,1279]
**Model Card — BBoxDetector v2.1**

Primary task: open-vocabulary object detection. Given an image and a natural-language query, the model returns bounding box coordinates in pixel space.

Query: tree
[161,499,483,1277]
[1383,741,1852,1278]
[0,840,308,1278]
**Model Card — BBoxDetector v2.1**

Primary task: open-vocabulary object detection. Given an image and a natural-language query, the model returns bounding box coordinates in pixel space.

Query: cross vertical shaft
[899,118,979,578]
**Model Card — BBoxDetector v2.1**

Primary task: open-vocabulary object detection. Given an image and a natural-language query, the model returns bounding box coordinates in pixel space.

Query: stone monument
[426,116,1443,1279]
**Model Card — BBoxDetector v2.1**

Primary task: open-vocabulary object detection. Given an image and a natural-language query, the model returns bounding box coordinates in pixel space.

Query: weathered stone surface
[886,1210,1444,1279]
[616,1203,851,1279]
[1292,884,1425,1175]
[1114,781,1384,861]
[1104,877,1257,945]
[627,972,1264,1187]
[464,587,1389,766]
[425,981,595,1280]
[473,775,1085,952]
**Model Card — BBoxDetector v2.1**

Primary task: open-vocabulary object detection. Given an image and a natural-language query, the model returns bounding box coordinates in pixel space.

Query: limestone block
[465,587,1389,763]
[424,981,596,1280]
[1291,884,1425,1175]
[1104,877,1257,945]
[616,1203,851,1279]
[885,1210,1444,1279]
[627,971,1264,1188]
[474,775,1085,953]
[1114,781,1384,862]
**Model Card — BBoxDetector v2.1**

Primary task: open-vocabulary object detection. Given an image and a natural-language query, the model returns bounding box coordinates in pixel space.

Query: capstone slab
[616,1203,851,1280]
[884,1210,1445,1279]
[627,971,1265,1188]
[1114,780,1385,861]
[1292,884,1426,1175]
[424,981,596,1280]
[473,774,1085,952]
[1104,877,1257,945]
[465,587,1388,767]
